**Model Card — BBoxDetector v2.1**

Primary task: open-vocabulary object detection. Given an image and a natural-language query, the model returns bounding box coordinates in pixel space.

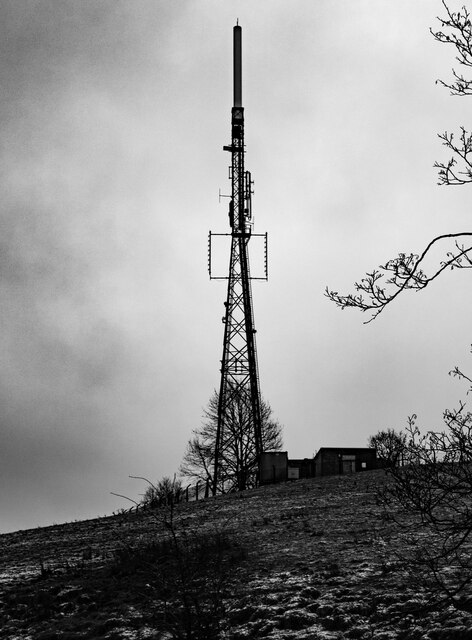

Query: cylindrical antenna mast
[233,24,242,107]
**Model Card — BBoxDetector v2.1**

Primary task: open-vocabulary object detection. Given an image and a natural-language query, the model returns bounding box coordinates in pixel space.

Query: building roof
[314,447,376,457]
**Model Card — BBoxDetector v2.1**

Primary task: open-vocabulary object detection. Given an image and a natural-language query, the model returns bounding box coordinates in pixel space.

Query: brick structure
[260,451,288,484]
[287,458,316,480]
[260,448,377,484]
[313,447,377,477]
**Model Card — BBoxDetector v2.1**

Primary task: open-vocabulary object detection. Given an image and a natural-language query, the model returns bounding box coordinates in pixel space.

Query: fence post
[195,481,199,501]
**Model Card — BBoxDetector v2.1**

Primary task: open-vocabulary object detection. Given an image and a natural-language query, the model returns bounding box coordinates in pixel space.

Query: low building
[313,447,377,477]
[260,447,377,484]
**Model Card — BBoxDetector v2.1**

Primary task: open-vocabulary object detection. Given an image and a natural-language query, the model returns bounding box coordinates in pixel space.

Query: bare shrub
[114,479,248,639]
[140,476,183,507]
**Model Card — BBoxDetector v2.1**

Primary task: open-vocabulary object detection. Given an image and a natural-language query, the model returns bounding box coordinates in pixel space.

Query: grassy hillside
[1,470,472,639]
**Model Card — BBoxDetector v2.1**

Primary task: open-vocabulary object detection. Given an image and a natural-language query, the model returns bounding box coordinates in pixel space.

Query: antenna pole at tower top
[233,24,242,107]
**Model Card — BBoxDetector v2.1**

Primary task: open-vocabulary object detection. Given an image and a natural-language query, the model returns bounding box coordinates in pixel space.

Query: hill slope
[1,470,472,639]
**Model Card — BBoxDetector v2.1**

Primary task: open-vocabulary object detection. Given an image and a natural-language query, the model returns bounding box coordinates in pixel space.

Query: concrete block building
[313,447,377,477]
[260,447,377,484]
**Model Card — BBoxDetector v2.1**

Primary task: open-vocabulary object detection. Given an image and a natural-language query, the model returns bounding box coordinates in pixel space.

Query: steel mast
[210,24,266,494]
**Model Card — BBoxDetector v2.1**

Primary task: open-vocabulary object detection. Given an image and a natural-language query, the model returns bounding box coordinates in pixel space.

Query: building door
[342,459,356,474]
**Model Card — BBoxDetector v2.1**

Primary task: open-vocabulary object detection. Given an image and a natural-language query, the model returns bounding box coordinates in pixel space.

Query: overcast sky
[2,0,472,534]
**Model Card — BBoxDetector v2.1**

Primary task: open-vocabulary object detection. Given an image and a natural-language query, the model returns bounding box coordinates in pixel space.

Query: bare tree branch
[432,2,472,185]
[435,128,472,185]
[326,233,472,322]
[431,1,472,96]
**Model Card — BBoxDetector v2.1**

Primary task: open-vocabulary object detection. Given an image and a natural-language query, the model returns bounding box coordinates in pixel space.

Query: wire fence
[155,480,213,506]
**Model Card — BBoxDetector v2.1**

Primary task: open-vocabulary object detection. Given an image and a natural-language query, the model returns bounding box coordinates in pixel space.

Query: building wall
[319,450,341,476]
[260,451,288,484]
[287,458,316,480]
[314,448,377,477]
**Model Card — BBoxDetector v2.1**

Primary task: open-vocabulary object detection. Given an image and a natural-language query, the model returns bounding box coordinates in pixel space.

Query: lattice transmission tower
[208,24,268,495]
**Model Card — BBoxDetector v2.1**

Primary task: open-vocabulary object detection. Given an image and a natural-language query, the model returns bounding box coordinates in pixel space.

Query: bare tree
[368,428,407,468]
[326,2,472,322]
[378,365,472,609]
[325,4,472,607]
[180,388,283,493]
